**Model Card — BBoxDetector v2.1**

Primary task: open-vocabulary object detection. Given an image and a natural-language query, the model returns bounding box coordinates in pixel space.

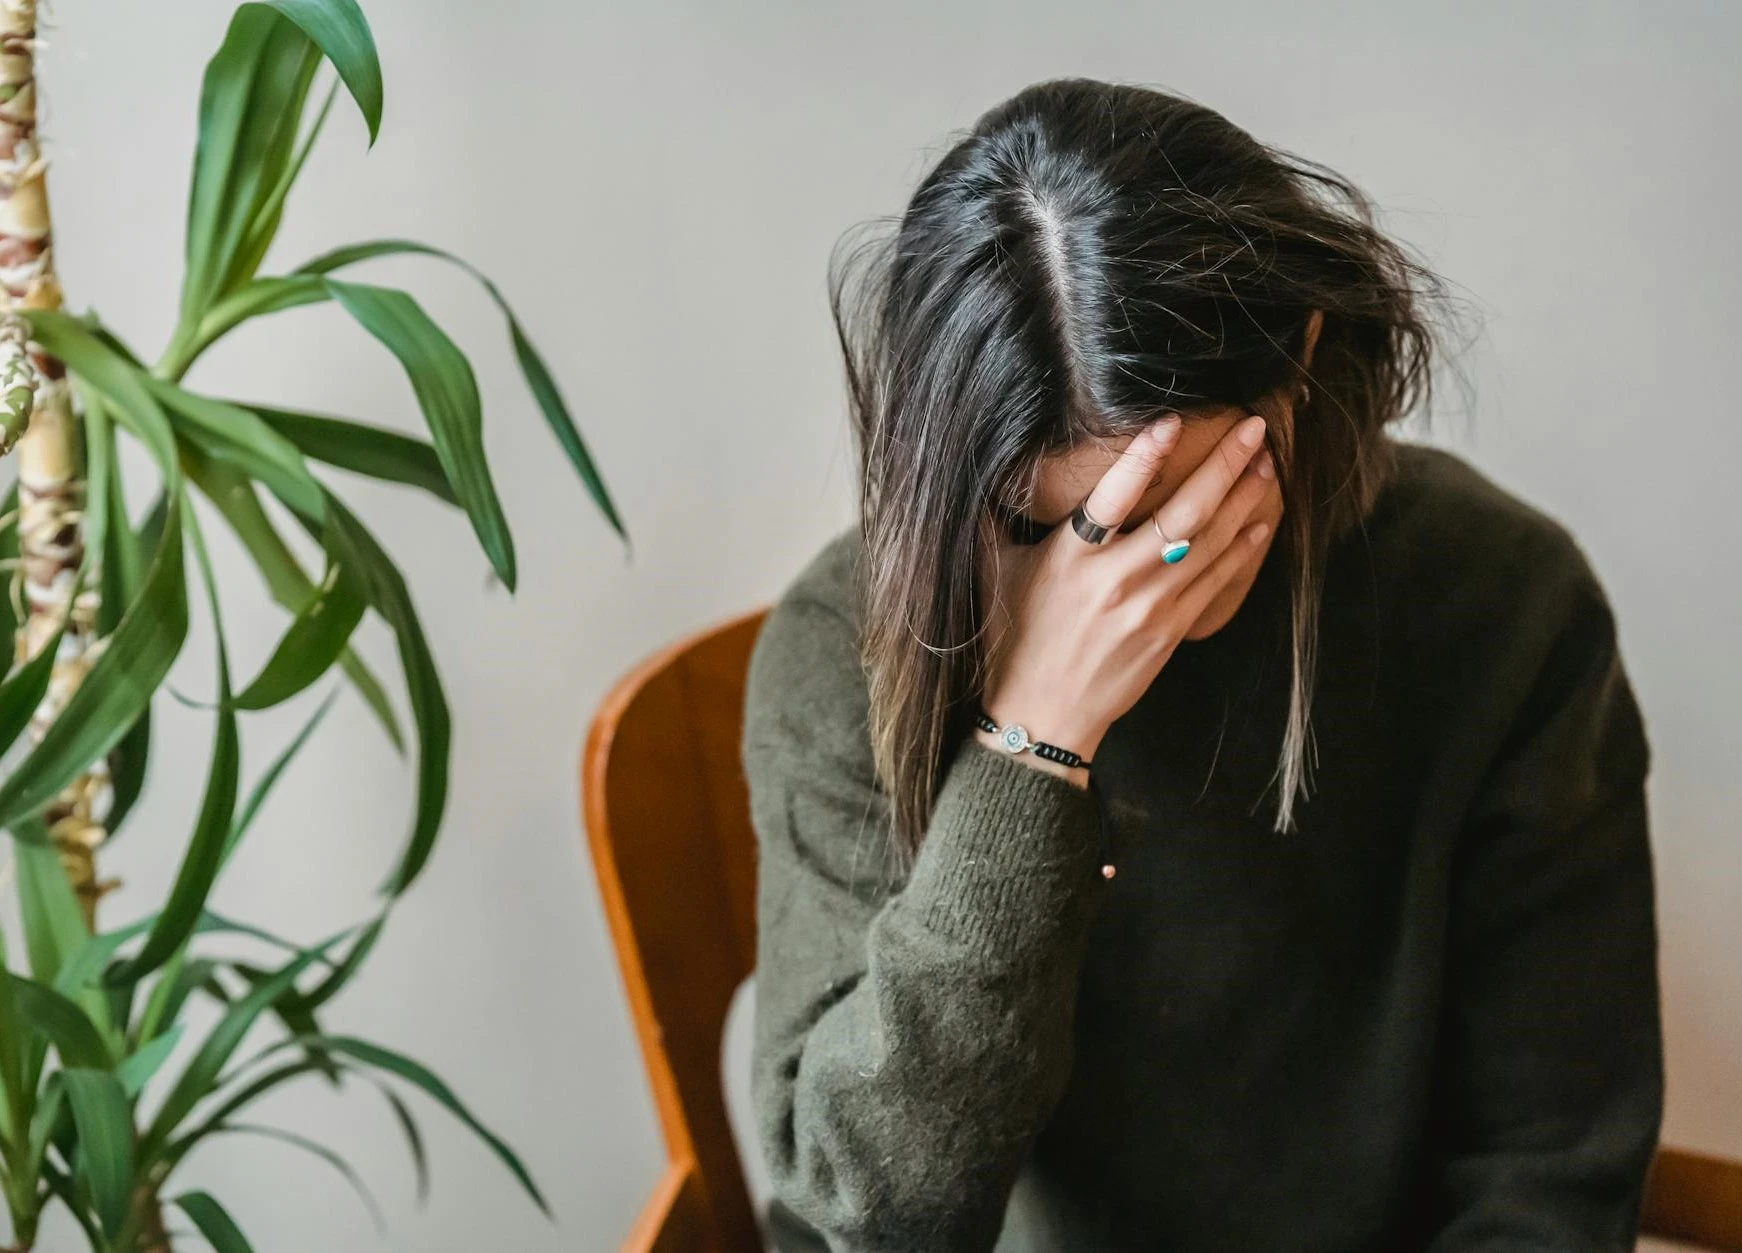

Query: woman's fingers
[1108,412,1267,578]
[1070,415,1183,539]
[1164,512,1272,640]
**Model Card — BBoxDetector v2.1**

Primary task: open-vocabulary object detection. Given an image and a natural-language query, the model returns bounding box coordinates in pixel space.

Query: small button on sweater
[742,439,1663,1253]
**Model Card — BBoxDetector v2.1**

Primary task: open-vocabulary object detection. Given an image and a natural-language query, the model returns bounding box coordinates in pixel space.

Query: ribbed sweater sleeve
[743,588,1107,1253]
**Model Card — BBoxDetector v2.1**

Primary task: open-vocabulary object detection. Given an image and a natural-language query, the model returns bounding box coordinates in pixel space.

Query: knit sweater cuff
[900,736,1106,963]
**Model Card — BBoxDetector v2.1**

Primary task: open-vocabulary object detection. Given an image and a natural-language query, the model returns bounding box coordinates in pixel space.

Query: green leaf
[234,548,364,712]
[141,929,347,1162]
[104,493,167,839]
[54,915,155,1001]
[0,480,19,657]
[134,957,219,1054]
[9,974,112,1069]
[181,6,321,322]
[146,376,325,521]
[107,503,239,986]
[61,1069,135,1238]
[299,913,381,1011]
[261,0,382,143]
[314,1035,549,1215]
[95,414,140,636]
[379,1081,429,1203]
[0,489,183,830]
[0,319,189,832]
[206,1121,385,1231]
[117,1025,184,1098]
[0,928,27,1146]
[31,310,180,469]
[326,278,517,589]
[40,1158,102,1246]
[187,451,404,753]
[188,273,328,359]
[227,80,338,307]
[226,688,337,861]
[105,705,154,839]
[294,492,449,896]
[164,1058,328,1168]
[221,959,340,1082]
[174,1191,256,1253]
[245,402,457,505]
[15,837,92,989]
[296,238,627,541]
[0,616,63,757]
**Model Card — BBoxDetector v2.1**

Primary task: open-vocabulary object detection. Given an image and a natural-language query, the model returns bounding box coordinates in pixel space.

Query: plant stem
[0,0,111,928]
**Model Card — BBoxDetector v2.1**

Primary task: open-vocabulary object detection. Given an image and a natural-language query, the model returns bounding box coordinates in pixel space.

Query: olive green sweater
[742,440,1662,1252]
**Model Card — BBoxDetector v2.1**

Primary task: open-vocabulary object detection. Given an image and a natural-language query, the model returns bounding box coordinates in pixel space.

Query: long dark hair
[831,78,1468,868]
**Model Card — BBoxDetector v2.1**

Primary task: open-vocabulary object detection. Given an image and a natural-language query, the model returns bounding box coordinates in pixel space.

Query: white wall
[5,0,1736,1248]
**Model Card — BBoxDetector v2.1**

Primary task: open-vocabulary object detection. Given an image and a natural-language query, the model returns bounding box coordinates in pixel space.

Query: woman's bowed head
[831,77,1463,865]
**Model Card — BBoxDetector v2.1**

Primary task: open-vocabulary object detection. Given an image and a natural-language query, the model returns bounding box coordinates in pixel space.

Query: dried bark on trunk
[1,0,111,927]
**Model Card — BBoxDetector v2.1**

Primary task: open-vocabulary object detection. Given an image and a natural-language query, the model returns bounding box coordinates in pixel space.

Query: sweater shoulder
[1358,441,1648,778]
[1364,440,1609,616]
[742,522,872,770]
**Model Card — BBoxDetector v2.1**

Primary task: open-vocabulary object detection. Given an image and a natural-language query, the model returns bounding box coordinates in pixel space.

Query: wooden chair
[581,607,1742,1253]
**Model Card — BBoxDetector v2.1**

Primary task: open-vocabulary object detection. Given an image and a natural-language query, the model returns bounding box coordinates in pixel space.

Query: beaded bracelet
[972,707,1095,770]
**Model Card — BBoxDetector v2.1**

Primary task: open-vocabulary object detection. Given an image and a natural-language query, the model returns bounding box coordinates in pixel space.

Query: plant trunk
[0,0,110,928]
[132,1182,171,1253]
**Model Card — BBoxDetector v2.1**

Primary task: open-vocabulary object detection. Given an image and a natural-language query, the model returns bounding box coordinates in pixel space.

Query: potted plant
[0,0,623,1247]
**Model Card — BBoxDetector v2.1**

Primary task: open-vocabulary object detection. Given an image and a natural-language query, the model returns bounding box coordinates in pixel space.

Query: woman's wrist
[972,700,1106,789]
[971,725,1094,788]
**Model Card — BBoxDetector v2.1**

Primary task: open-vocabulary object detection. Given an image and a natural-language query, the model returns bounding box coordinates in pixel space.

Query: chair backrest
[1643,1145,1742,1250]
[583,608,1742,1253]
[581,607,770,1253]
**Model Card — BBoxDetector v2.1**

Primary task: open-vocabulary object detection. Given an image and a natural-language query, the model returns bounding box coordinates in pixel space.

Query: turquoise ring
[1151,509,1191,564]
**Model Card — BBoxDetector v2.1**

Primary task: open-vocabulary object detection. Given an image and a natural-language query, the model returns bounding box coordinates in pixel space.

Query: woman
[742,77,1661,1252]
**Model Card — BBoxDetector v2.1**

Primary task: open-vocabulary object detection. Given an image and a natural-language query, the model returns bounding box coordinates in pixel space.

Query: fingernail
[1238,415,1267,448]
[1248,522,1270,544]
[1151,414,1182,442]
[1256,450,1275,479]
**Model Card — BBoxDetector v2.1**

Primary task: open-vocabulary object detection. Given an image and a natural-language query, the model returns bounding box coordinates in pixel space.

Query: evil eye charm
[1160,539,1191,564]
[999,724,1030,753]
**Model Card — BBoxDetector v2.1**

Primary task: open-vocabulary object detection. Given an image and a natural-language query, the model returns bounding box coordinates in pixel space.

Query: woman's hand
[976,412,1276,785]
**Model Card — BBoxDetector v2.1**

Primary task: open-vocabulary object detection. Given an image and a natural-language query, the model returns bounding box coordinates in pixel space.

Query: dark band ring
[1070,500,1114,545]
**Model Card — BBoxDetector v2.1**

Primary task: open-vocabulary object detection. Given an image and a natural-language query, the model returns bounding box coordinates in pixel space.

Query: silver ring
[1070,500,1114,546]
[1151,510,1191,565]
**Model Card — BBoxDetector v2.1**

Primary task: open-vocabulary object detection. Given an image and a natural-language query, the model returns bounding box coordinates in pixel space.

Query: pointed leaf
[234,551,363,711]
[108,505,238,985]
[261,0,382,143]
[0,617,63,757]
[188,451,403,753]
[117,1024,185,1098]
[9,974,111,1069]
[147,376,325,521]
[314,1035,548,1215]
[182,7,321,320]
[142,929,347,1160]
[325,278,516,589]
[15,836,93,989]
[227,688,337,861]
[0,480,19,655]
[61,1069,135,1237]
[174,1191,256,1253]
[244,402,456,504]
[0,492,183,829]
[292,492,448,895]
[207,1121,384,1230]
[298,238,627,540]
[379,1081,429,1203]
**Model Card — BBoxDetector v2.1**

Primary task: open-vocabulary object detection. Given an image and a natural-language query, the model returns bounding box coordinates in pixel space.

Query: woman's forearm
[750,732,1106,1252]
